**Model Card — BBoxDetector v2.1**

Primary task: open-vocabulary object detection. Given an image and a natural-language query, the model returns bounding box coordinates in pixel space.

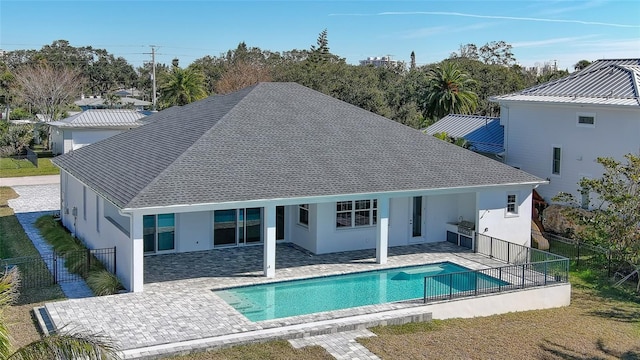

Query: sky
[1,0,639,71]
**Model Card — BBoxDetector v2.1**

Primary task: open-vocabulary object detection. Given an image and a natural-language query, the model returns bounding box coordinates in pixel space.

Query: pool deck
[44,242,508,359]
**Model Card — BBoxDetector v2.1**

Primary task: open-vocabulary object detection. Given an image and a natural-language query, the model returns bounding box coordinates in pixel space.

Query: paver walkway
[0,174,59,186]
[8,184,93,299]
[289,329,380,360]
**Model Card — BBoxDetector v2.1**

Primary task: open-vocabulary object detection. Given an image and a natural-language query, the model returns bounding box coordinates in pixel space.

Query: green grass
[0,158,59,177]
[0,187,64,304]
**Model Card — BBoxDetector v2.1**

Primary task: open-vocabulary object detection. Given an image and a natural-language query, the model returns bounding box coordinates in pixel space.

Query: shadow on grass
[17,285,65,305]
[539,339,640,360]
[596,339,640,360]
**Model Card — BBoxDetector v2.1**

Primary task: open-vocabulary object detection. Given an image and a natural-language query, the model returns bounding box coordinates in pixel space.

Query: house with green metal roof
[491,58,640,207]
[53,82,545,292]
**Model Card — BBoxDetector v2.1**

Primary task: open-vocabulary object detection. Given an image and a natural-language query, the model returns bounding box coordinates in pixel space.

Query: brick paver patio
[45,242,506,359]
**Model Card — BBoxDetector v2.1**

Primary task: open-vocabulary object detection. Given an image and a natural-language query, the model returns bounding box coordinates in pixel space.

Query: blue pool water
[216,262,506,321]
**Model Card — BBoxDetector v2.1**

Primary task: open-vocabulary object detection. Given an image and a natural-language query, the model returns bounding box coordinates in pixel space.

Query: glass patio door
[410,196,424,242]
[214,208,262,247]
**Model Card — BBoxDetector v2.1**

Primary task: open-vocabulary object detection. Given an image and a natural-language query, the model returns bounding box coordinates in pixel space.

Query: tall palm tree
[424,62,478,119]
[0,267,120,360]
[159,66,207,108]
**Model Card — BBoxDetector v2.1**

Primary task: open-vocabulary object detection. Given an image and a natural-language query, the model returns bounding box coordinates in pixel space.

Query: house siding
[502,103,640,202]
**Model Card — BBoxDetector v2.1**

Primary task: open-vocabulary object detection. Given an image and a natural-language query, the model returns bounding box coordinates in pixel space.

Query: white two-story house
[491,59,640,207]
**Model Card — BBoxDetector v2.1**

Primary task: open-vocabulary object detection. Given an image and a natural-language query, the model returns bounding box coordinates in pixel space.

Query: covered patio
[142,241,507,291]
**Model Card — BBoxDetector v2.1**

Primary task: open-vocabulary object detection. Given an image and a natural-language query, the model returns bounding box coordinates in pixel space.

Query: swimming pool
[216,262,507,321]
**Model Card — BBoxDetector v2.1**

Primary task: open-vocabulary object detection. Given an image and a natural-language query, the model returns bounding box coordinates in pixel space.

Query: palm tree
[424,62,478,119]
[0,267,120,360]
[159,66,207,108]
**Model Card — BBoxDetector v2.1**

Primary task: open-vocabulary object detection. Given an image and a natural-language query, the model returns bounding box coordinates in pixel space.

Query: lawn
[0,157,60,177]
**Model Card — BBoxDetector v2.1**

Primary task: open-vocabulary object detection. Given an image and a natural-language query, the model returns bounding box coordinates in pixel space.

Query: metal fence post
[576,243,581,267]
[423,277,427,303]
[507,243,510,264]
[113,246,117,275]
[449,273,453,299]
[521,264,526,288]
[86,248,91,275]
[490,236,493,259]
[53,252,58,284]
[544,261,547,285]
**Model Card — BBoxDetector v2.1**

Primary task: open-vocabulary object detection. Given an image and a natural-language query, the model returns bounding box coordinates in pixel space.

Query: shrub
[87,270,123,296]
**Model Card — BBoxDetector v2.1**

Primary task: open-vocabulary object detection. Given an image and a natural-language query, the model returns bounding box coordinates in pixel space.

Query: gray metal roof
[53,83,543,210]
[425,114,503,154]
[48,109,147,128]
[492,59,640,107]
[75,97,151,107]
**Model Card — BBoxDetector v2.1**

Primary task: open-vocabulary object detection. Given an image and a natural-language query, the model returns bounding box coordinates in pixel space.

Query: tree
[0,267,120,359]
[12,64,83,121]
[423,62,478,119]
[479,41,515,66]
[215,61,271,94]
[574,59,592,72]
[554,154,640,289]
[158,64,207,108]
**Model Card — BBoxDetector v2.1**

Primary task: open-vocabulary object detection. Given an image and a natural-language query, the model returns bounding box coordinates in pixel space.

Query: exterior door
[409,196,425,243]
[214,208,263,247]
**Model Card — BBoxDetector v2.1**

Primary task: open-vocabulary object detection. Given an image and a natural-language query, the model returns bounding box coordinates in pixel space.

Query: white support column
[263,204,276,277]
[130,212,145,292]
[376,197,389,264]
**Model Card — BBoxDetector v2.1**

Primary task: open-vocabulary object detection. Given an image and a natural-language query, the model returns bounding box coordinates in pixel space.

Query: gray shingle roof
[53,83,543,210]
[48,109,147,128]
[425,114,503,154]
[491,59,640,107]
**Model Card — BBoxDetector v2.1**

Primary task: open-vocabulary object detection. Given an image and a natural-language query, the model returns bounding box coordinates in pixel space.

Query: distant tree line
[1,33,577,129]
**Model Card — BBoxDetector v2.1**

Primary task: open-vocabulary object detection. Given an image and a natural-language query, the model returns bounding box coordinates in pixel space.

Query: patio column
[376,197,389,264]
[263,204,276,277]
[130,212,145,292]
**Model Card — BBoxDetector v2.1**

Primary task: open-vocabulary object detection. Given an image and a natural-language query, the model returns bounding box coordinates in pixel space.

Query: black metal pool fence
[423,234,569,303]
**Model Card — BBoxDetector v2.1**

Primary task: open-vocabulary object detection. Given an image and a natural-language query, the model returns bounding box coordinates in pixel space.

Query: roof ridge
[125,84,259,208]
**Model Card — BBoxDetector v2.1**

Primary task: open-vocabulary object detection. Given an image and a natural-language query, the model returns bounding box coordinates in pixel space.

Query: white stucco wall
[71,129,124,151]
[176,211,212,252]
[60,172,133,288]
[427,283,571,319]
[476,186,534,247]
[502,103,640,203]
[315,201,378,254]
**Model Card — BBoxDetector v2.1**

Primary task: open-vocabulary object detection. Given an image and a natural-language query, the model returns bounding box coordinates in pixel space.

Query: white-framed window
[298,204,309,226]
[95,195,100,233]
[336,199,377,228]
[577,112,596,127]
[552,146,562,175]
[82,186,87,221]
[506,193,518,216]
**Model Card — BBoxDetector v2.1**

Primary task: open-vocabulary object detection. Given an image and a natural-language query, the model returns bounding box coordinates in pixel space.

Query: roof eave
[120,180,547,215]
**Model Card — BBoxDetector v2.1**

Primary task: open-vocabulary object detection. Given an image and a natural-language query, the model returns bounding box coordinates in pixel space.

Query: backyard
[1,186,639,359]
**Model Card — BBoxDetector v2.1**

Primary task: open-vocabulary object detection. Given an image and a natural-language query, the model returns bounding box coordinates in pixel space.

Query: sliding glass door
[214,208,262,247]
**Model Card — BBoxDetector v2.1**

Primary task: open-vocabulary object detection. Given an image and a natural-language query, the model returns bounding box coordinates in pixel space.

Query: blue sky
[1,0,639,71]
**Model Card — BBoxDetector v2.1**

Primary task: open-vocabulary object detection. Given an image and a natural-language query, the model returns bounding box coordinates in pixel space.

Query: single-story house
[52,82,546,292]
[49,109,147,155]
[425,114,504,159]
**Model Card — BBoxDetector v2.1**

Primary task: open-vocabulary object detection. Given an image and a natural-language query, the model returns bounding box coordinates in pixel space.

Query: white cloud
[330,11,640,29]
[512,35,600,48]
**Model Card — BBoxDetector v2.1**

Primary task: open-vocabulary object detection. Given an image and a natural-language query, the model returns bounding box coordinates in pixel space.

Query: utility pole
[151,45,157,111]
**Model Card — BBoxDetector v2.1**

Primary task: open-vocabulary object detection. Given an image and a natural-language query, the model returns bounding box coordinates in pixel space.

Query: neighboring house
[425,114,504,160]
[491,59,640,206]
[75,95,151,111]
[49,109,147,155]
[52,83,545,292]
